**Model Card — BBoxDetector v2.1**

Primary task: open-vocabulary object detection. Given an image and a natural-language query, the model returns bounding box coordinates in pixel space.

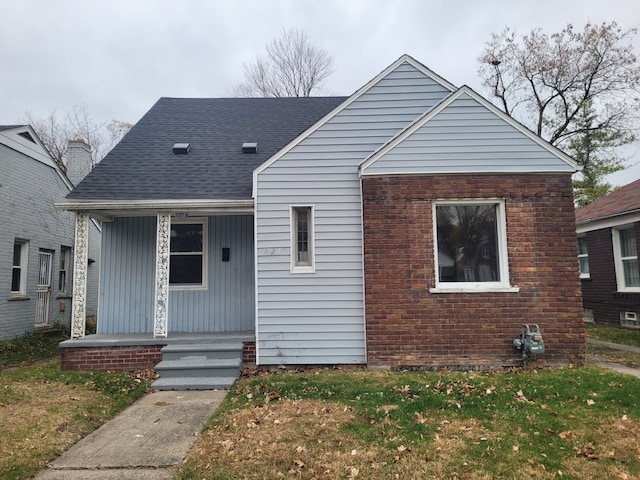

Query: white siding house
[253,57,455,364]
[0,126,100,340]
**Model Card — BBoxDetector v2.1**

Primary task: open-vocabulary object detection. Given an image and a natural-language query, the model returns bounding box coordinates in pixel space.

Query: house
[0,126,101,340]
[57,55,585,383]
[576,178,640,327]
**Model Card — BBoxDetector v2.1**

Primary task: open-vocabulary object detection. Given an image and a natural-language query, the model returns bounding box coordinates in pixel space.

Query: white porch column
[154,212,171,337]
[71,212,89,338]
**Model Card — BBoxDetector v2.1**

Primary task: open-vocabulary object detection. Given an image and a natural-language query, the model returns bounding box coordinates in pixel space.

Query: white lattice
[154,212,171,337]
[71,213,89,338]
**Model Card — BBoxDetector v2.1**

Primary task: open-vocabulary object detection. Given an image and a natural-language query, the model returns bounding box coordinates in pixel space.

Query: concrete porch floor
[58,331,255,348]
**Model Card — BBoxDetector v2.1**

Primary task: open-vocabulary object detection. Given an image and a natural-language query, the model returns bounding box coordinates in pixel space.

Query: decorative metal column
[153,212,171,337]
[71,212,89,338]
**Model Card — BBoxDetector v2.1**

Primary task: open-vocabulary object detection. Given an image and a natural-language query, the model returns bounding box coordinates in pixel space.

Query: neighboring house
[575,178,640,327]
[58,55,585,377]
[0,126,101,340]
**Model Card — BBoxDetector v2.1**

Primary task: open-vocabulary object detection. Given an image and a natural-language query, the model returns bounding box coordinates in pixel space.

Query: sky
[1,0,639,185]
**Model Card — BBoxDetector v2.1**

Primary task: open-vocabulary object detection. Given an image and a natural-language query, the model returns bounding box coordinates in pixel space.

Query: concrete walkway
[587,337,640,379]
[36,389,227,480]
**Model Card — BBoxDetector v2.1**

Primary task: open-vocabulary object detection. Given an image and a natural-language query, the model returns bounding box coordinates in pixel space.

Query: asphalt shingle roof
[575,178,640,224]
[67,96,347,200]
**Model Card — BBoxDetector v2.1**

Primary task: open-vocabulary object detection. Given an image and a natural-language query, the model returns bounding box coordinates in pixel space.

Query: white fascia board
[251,54,457,197]
[360,86,579,176]
[55,198,255,213]
[576,211,640,234]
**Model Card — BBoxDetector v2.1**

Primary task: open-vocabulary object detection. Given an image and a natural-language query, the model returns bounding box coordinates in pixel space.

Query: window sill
[291,266,315,274]
[429,285,520,294]
[56,293,72,299]
[8,295,30,302]
[580,274,591,280]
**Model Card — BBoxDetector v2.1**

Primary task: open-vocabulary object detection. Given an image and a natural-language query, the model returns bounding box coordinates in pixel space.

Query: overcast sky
[2,0,639,184]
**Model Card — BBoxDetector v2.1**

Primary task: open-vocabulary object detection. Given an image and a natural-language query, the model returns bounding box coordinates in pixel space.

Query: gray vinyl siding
[363,93,575,175]
[98,215,254,334]
[0,143,96,339]
[255,62,452,364]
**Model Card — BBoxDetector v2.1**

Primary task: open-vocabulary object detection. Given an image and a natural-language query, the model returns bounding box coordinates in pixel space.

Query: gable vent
[18,131,36,143]
[173,143,190,154]
[242,142,258,154]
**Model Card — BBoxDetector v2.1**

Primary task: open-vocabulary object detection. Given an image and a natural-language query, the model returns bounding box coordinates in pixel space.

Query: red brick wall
[243,342,256,364]
[362,174,585,369]
[61,345,163,371]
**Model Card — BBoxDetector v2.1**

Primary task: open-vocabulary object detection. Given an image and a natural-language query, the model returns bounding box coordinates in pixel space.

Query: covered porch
[57,200,257,379]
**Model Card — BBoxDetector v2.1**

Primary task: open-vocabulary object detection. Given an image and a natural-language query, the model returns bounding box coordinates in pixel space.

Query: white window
[291,206,314,273]
[11,239,29,295]
[59,246,71,293]
[577,236,590,278]
[169,219,207,289]
[613,227,640,292]
[431,200,517,293]
[621,311,639,327]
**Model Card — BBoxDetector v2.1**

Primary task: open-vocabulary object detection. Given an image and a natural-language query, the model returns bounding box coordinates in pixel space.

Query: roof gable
[576,178,640,226]
[252,54,457,189]
[0,125,59,170]
[360,86,578,176]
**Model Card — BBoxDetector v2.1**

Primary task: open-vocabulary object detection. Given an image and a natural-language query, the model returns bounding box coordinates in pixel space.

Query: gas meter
[513,324,545,358]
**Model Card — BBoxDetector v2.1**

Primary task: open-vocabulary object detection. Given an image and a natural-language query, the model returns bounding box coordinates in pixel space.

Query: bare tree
[478,22,640,203]
[234,28,334,97]
[24,105,131,171]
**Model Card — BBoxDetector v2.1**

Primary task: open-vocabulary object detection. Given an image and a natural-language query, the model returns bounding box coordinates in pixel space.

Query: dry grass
[0,371,110,477]
[0,358,154,479]
[178,368,640,480]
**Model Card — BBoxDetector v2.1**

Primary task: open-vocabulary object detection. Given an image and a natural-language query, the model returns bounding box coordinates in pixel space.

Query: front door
[35,251,53,326]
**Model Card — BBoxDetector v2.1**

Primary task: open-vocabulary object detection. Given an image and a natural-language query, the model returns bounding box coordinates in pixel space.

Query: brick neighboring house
[576,178,640,327]
[58,54,585,381]
[0,126,101,340]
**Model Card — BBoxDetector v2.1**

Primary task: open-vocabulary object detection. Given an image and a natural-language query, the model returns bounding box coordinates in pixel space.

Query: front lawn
[0,335,154,479]
[178,367,640,480]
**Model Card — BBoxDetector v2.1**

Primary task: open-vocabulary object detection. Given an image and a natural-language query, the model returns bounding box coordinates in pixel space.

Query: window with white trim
[613,227,640,291]
[432,200,515,292]
[59,246,71,293]
[291,206,314,273]
[577,236,590,278]
[169,219,207,289]
[11,240,29,295]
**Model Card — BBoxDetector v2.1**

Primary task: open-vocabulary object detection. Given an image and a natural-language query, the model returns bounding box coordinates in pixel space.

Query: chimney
[66,138,93,186]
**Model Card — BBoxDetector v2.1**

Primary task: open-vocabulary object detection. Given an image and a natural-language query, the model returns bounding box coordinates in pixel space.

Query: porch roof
[64,97,346,203]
